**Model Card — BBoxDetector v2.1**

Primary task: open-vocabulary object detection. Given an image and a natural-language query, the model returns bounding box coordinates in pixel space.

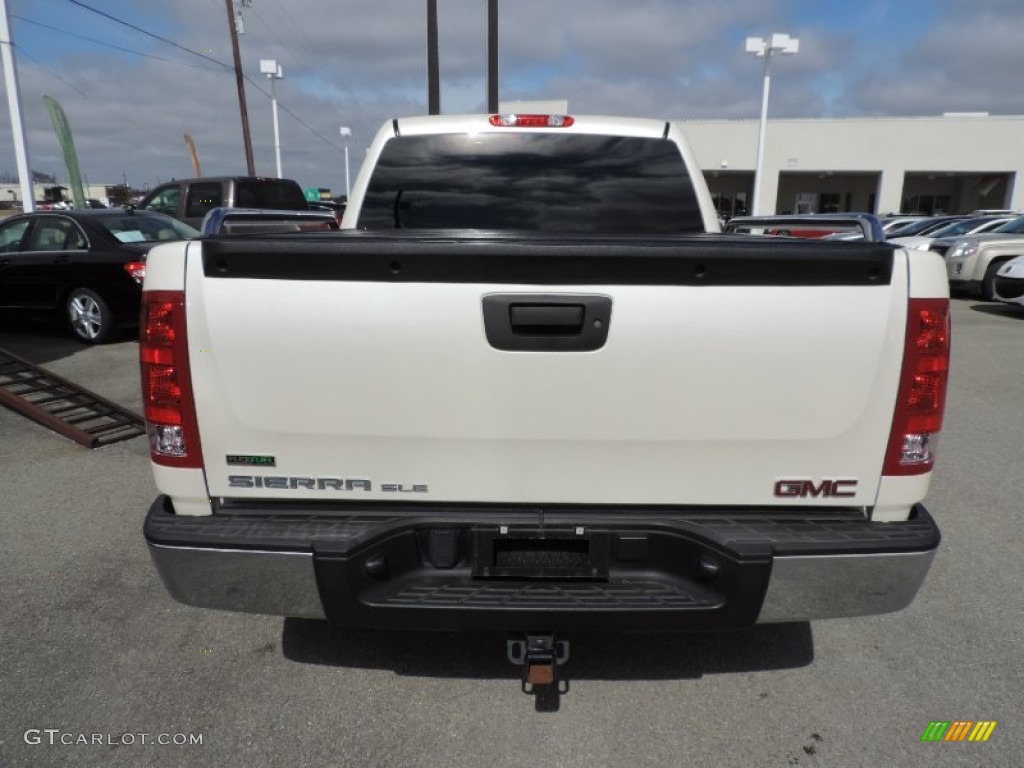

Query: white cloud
[0,0,1022,193]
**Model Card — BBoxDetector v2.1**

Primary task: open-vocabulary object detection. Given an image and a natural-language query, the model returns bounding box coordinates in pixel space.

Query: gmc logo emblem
[774,479,858,498]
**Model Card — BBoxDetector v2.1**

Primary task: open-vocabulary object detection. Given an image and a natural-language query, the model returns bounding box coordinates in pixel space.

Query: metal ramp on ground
[0,347,146,448]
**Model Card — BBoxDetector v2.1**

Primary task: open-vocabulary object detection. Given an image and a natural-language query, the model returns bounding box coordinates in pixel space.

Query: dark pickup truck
[138,176,309,229]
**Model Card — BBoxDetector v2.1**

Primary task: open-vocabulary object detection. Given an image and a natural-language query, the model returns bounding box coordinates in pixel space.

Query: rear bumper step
[144,496,939,630]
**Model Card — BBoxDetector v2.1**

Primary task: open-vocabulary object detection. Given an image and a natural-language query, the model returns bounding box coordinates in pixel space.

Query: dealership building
[3,112,1023,219]
[680,113,1024,218]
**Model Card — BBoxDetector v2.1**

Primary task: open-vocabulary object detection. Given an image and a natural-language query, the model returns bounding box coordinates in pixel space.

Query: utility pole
[224,0,255,175]
[426,0,439,115]
[0,0,34,211]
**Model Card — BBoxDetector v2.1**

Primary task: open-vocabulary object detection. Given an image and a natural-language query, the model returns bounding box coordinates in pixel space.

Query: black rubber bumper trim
[145,498,939,631]
[144,496,940,559]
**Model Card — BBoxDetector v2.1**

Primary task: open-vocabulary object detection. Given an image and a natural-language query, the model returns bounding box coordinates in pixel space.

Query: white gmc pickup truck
[141,114,949,653]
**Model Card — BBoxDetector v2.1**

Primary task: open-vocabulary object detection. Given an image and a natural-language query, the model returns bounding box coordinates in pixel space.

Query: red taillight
[883,298,950,476]
[140,290,203,468]
[124,261,146,285]
[488,114,575,128]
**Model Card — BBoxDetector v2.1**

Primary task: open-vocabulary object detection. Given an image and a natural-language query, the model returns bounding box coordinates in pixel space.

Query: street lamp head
[339,126,352,137]
[259,59,283,78]
[745,33,799,56]
[771,33,800,54]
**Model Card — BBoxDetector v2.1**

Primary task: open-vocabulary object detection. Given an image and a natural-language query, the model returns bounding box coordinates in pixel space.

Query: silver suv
[931,215,1024,299]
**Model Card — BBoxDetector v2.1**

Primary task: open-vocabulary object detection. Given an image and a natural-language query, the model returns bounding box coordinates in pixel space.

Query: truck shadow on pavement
[969,303,1024,320]
[280,619,814,682]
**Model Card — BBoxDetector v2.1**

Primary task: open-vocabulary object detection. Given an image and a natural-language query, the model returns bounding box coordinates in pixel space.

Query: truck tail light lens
[124,261,146,285]
[883,298,950,476]
[488,114,575,128]
[140,290,203,468]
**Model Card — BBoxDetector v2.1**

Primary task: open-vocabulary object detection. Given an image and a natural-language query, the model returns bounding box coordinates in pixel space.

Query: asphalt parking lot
[1,298,1022,768]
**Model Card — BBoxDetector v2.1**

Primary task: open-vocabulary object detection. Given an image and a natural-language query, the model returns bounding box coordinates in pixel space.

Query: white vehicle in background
[890,216,1014,251]
[992,255,1024,307]
[930,215,1024,299]
[828,215,964,243]
[881,215,926,234]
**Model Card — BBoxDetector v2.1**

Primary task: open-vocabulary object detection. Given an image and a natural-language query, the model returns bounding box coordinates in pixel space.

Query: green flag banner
[42,95,86,209]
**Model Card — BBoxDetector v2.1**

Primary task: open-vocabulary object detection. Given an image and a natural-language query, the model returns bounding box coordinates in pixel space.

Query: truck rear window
[234,181,308,211]
[358,133,704,233]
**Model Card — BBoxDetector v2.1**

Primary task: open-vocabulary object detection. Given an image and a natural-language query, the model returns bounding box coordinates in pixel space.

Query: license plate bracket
[472,527,610,580]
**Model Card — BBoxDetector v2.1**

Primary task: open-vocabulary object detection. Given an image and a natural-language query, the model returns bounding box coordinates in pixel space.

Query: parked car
[890,216,1014,251]
[880,215,927,234]
[138,176,309,229]
[970,209,1020,216]
[931,215,1024,299]
[0,209,197,343]
[823,215,959,243]
[729,214,878,240]
[884,215,966,239]
[764,225,840,238]
[992,255,1024,307]
[306,200,347,226]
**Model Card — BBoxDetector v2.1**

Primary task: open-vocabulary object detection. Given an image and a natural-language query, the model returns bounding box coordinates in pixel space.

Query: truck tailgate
[187,234,904,508]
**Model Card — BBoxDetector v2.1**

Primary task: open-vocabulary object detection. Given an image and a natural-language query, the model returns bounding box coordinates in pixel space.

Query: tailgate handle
[483,294,612,352]
[509,304,584,335]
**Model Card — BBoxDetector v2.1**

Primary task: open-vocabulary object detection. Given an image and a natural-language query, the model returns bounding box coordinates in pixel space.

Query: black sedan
[0,209,197,343]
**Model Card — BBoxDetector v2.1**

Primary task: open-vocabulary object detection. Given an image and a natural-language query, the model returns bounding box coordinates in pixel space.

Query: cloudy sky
[3,0,1024,195]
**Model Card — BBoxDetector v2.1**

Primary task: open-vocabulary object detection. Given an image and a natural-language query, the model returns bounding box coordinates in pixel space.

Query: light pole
[259,59,283,178]
[0,0,34,212]
[339,126,352,199]
[744,33,799,216]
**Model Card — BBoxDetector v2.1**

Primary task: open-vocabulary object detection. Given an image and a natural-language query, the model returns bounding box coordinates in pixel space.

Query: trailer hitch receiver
[507,633,570,695]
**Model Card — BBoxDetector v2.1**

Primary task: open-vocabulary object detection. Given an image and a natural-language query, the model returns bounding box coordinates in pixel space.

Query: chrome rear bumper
[145,496,939,627]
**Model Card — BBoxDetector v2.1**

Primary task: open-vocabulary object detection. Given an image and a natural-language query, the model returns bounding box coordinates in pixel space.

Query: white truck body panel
[184,252,907,509]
